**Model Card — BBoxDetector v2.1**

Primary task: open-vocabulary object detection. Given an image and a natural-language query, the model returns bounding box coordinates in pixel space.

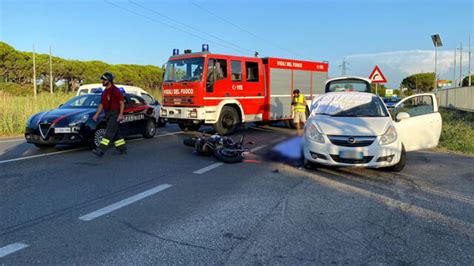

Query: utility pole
[49,46,53,94]
[33,44,37,98]
[469,35,472,86]
[453,48,457,88]
[460,43,463,86]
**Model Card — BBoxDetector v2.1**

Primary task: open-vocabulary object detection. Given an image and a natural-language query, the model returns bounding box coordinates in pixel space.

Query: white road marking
[193,162,224,174]
[0,131,183,164]
[250,145,266,153]
[154,131,184,138]
[0,148,87,164]
[0,138,24,143]
[0,243,29,258]
[79,184,173,221]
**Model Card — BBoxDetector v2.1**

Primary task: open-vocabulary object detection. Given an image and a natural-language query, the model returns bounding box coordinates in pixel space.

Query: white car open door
[392,93,442,152]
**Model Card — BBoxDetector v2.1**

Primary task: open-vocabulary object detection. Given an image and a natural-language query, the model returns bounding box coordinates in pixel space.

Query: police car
[25,93,157,149]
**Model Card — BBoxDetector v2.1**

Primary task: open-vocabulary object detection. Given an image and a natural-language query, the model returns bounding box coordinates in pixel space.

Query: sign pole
[375,83,378,96]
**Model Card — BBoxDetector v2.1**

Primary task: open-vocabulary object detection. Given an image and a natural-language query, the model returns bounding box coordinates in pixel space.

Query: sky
[1,0,473,88]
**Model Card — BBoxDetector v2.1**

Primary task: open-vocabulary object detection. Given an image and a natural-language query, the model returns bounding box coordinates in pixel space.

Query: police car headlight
[305,121,324,143]
[69,114,89,126]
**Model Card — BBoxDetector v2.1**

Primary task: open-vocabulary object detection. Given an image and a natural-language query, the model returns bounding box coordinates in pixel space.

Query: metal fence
[436,86,474,112]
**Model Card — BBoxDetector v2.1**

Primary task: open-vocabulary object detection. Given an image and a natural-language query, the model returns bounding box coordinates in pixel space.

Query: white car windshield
[311,93,388,117]
[61,95,102,108]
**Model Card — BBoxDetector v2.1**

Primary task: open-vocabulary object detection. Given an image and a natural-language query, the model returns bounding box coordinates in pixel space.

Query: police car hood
[32,108,94,126]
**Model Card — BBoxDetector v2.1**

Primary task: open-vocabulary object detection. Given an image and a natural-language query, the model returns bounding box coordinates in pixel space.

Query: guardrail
[436,86,474,112]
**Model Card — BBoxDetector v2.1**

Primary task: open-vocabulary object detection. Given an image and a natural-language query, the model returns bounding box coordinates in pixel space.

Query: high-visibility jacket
[293,94,306,113]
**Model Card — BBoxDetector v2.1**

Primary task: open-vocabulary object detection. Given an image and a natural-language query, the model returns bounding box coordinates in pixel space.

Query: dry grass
[1,92,75,136]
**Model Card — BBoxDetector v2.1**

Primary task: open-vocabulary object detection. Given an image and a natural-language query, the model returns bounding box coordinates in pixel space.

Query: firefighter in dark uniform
[92,72,127,156]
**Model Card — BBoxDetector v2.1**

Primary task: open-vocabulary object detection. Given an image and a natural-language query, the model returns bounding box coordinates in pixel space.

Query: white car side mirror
[396,112,410,121]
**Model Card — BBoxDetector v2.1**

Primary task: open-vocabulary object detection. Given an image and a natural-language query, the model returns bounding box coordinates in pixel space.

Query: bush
[438,108,474,155]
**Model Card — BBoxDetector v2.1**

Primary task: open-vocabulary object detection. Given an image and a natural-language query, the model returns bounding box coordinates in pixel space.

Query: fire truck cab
[161,48,328,135]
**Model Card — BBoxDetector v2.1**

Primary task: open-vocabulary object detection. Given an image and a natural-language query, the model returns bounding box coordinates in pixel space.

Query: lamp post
[431,34,443,90]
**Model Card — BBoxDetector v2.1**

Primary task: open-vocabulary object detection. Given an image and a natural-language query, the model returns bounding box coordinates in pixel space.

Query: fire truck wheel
[178,121,201,131]
[214,106,239,135]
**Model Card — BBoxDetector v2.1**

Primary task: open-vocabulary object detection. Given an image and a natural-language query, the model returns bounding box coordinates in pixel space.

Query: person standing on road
[92,72,127,156]
[291,89,307,136]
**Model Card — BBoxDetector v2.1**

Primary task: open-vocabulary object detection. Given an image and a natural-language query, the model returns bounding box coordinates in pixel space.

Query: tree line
[0,42,163,95]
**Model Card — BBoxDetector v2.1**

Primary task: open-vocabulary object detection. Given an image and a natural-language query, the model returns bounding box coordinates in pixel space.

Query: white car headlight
[68,114,89,126]
[379,125,397,145]
[305,122,325,143]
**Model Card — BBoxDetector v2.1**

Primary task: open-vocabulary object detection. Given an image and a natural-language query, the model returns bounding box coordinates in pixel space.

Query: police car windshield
[164,57,204,82]
[326,79,370,93]
[60,95,102,108]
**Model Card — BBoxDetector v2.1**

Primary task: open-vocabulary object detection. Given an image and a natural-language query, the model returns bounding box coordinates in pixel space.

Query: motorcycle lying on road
[183,133,250,163]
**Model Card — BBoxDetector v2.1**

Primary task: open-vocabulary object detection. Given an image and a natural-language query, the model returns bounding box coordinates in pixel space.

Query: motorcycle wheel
[213,147,244,163]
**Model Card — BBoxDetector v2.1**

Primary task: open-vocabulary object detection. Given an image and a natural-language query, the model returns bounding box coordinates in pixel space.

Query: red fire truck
[160,47,329,135]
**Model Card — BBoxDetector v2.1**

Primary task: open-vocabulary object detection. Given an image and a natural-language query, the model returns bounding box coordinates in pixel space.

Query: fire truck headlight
[189,109,198,118]
[161,108,167,117]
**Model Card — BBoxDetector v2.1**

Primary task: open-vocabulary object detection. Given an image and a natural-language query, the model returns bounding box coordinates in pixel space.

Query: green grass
[438,108,474,155]
[1,92,75,136]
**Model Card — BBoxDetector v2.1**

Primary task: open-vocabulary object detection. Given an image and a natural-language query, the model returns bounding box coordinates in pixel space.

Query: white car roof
[325,76,372,84]
[77,84,149,95]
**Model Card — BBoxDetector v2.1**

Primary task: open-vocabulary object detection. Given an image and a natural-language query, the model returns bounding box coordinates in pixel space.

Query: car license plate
[339,151,364,159]
[54,127,71,133]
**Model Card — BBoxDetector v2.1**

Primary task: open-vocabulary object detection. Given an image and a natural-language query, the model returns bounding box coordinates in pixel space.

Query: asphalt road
[0,124,473,264]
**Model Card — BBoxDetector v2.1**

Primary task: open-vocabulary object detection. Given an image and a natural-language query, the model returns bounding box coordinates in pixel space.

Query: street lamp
[431,34,443,90]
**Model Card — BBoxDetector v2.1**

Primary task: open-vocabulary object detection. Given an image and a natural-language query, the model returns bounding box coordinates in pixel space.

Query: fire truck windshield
[163,57,204,82]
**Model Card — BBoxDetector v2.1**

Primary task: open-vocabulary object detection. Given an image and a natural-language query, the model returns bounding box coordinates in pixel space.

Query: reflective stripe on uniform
[294,94,306,113]
[100,138,110,146]
[114,139,126,147]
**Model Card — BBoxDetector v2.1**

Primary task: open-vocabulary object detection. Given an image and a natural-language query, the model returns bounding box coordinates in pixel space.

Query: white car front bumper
[303,135,402,168]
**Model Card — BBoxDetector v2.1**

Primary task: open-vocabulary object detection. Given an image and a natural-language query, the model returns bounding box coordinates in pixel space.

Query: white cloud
[336,49,472,88]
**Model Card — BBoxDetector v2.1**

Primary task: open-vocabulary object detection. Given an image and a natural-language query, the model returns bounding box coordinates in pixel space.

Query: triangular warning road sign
[369,65,387,83]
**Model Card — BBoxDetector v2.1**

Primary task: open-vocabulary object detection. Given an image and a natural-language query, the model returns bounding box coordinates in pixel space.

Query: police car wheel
[93,128,107,148]
[143,119,156,138]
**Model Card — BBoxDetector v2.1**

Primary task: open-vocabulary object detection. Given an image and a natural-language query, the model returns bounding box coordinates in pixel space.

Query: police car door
[122,95,147,135]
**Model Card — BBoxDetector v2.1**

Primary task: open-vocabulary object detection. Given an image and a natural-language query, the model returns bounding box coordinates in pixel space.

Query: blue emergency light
[172,49,179,55]
[202,44,209,52]
[118,87,126,94]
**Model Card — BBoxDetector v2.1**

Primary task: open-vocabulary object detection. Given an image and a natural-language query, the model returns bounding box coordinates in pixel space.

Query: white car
[77,84,166,127]
[302,92,442,171]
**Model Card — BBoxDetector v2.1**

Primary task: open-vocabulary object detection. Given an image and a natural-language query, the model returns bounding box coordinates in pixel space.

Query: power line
[103,0,244,54]
[188,0,306,59]
[128,0,253,54]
